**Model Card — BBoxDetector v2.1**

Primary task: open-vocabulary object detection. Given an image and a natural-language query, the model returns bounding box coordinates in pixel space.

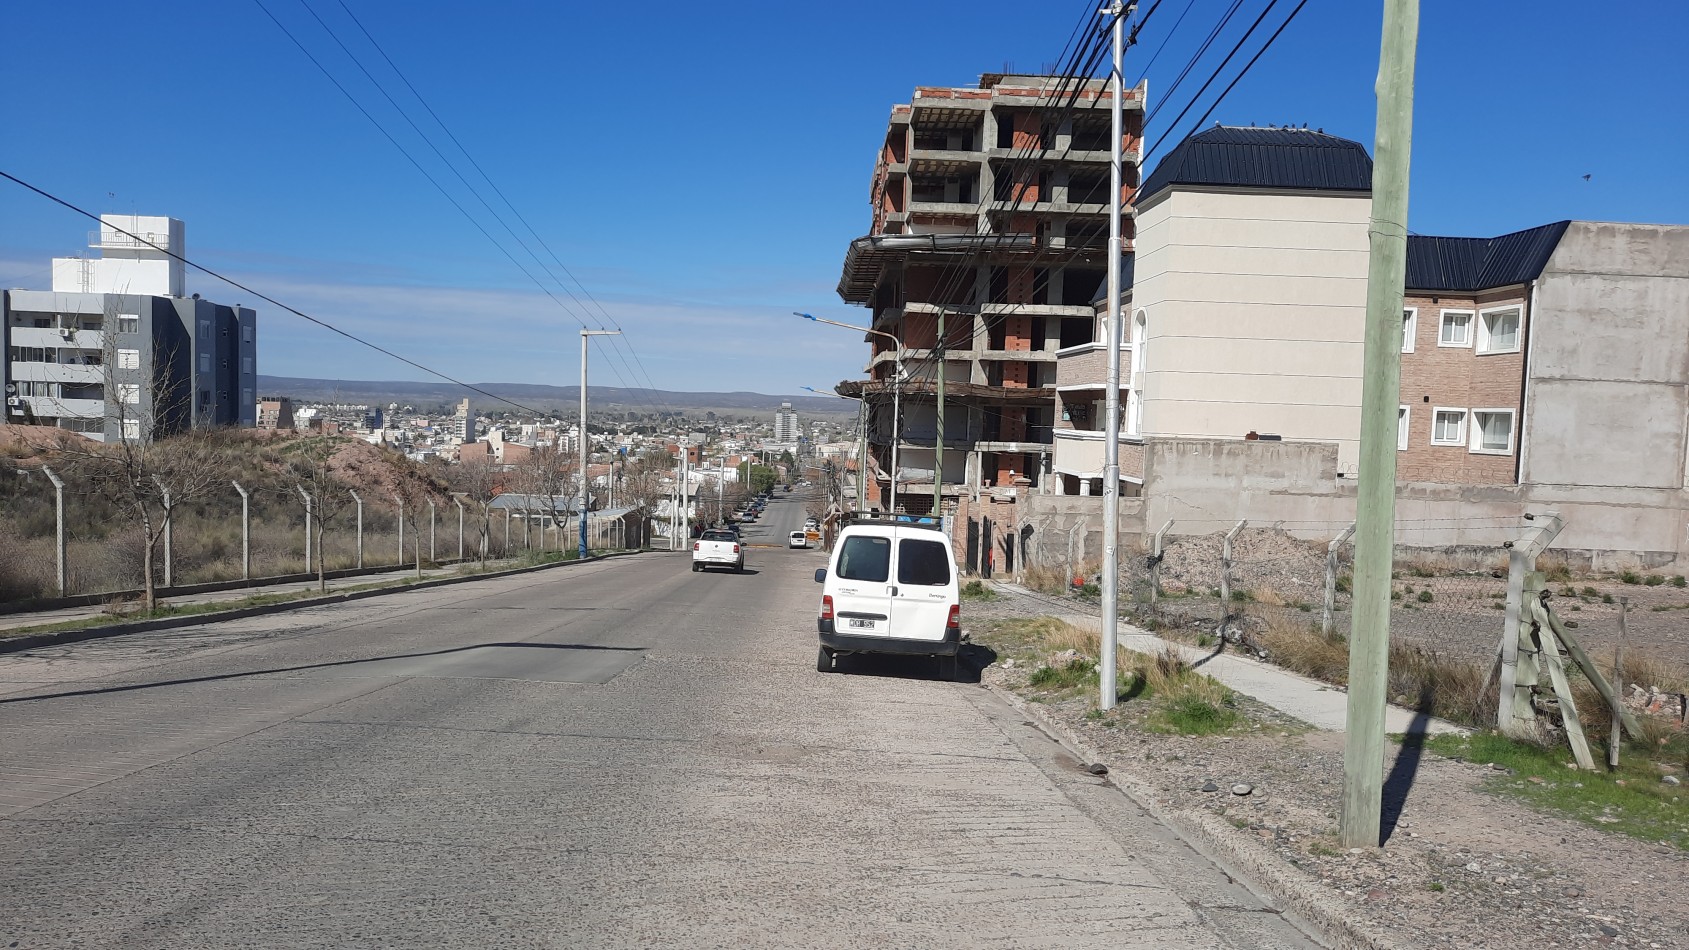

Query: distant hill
[256,376,854,417]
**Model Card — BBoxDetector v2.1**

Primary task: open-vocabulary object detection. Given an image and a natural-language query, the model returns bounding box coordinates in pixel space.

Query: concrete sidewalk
[990,581,1466,737]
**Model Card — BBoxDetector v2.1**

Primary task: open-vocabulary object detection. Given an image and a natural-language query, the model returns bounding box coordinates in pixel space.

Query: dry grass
[1250,586,1287,607]
[1023,564,1073,595]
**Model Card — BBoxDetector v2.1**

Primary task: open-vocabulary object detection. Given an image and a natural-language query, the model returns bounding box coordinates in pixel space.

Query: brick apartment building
[833,73,1146,516]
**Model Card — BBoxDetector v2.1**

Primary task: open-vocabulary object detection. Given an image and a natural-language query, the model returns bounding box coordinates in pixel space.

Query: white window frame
[1430,407,1468,446]
[1438,309,1474,348]
[118,383,140,405]
[117,348,140,370]
[1397,405,1410,451]
[121,419,140,441]
[1401,308,1417,354]
[117,313,139,333]
[1469,408,1516,455]
[1475,304,1522,355]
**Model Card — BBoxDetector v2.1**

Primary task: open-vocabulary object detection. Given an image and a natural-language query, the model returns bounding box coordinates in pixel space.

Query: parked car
[813,513,960,679]
[788,530,808,549]
[692,529,744,573]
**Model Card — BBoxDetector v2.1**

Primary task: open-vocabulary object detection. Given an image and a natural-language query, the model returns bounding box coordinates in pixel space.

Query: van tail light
[693,541,700,551]
[820,595,834,621]
[732,544,740,554]
[947,604,960,629]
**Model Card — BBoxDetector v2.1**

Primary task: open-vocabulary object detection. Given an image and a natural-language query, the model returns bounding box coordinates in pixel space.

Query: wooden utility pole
[1340,0,1419,849]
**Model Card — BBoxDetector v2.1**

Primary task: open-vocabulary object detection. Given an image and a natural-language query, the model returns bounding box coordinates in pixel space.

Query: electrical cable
[1141,0,1284,161]
[0,169,555,418]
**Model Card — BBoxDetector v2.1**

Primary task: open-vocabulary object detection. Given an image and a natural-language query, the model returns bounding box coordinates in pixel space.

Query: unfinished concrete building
[833,73,1145,518]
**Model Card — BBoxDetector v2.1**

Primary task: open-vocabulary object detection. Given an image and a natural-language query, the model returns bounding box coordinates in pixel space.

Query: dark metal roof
[1404,221,1570,292]
[1140,126,1373,201]
[1089,255,1134,304]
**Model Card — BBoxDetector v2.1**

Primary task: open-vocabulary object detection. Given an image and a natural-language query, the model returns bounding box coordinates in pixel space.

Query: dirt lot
[967,588,1689,950]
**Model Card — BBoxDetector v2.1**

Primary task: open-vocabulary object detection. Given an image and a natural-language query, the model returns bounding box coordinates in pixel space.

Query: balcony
[27,396,106,420]
[89,229,173,250]
[1055,342,1132,390]
[1052,428,1145,480]
[9,327,105,351]
[10,362,104,385]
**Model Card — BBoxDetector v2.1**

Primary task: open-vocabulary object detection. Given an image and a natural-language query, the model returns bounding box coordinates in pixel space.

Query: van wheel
[816,646,836,673]
[937,654,959,682]
[691,563,701,572]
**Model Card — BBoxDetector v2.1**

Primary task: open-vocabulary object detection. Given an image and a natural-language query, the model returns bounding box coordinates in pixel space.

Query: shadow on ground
[825,643,998,685]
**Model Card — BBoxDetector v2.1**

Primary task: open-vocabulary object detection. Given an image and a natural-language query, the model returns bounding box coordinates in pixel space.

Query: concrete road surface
[0,493,1320,949]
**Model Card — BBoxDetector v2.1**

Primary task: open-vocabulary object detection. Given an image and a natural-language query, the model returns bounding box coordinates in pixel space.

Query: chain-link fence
[1118,520,1689,681]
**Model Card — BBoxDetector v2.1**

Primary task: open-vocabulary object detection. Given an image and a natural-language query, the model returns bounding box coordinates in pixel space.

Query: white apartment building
[3,216,256,441]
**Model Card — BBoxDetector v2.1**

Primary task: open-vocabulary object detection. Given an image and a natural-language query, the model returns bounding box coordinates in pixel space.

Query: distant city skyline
[2,1,1683,401]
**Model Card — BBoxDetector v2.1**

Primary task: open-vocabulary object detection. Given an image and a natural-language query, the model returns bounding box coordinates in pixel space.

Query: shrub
[1644,574,1666,587]
[1602,593,1616,605]
[1620,570,1642,585]
[1417,590,1434,603]
[1673,576,1687,589]
[961,579,999,602]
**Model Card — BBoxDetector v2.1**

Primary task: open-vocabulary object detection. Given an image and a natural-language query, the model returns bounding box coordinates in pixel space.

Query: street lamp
[802,386,867,512]
[796,312,904,511]
[580,329,622,559]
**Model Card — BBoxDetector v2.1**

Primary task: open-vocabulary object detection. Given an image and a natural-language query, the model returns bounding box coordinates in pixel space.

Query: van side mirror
[813,568,827,584]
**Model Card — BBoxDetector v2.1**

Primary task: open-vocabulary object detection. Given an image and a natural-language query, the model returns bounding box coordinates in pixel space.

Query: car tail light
[820,595,834,621]
[947,604,960,629]
[693,541,699,551]
[732,544,740,554]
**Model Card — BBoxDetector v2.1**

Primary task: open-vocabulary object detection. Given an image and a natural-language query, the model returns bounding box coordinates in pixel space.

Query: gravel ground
[964,585,1689,950]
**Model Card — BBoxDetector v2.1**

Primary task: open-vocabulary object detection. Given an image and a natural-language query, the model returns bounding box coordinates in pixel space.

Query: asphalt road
[0,491,1321,949]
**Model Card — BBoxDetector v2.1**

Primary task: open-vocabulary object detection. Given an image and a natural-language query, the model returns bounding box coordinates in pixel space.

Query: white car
[788,530,808,549]
[692,529,744,573]
[813,512,961,679]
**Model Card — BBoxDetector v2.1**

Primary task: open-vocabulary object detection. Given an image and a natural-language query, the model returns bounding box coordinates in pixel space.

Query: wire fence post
[1322,522,1356,636]
[429,500,436,563]
[153,477,174,590]
[42,465,66,596]
[296,486,314,576]
[456,496,465,562]
[504,509,512,556]
[394,494,404,567]
[1149,518,1173,613]
[1219,519,1247,632]
[1498,511,1564,735]
[232,480,251,581]
[350,490,363,569]
[1610,596,1629,769]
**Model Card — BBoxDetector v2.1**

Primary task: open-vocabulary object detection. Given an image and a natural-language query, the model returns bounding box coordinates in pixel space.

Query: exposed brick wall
[1396,291,1527,485]
[1003,314,1033,351]
[995,452,1028,486]
[1002,360,1029,388]
[904,312,938,349]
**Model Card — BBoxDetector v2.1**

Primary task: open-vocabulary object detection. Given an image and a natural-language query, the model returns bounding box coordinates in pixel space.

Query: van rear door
[830,531,894,638]
[888,530,954,642]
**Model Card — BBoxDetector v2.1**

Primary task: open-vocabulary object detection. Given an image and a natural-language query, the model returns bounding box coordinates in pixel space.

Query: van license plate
[847,619,875,630]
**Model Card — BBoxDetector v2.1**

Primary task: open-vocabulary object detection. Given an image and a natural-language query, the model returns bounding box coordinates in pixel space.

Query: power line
[0,169,556,418]
[1143,0,1284,160]
[253,0,673,421]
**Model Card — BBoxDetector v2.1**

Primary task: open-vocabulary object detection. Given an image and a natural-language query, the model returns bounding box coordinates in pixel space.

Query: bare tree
[282,435,361,593]
[393,455,447,578]
[450,453,499,567]
[510,442,574,548]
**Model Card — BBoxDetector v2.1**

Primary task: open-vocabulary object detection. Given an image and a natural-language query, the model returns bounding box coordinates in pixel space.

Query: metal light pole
[152,476,174,589]
[1098,0,1128,710]
[580,329,622,559]
[797,313,904,510]
[22,466,68,596]
[934,308,946,513]
[393,494,404,567]
[455,496,466,561]
[297,486,315,577]
[350,490,364,568]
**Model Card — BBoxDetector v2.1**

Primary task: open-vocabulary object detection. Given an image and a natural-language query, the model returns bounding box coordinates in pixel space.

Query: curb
[0,550,649,655]
[987,683,1404,950]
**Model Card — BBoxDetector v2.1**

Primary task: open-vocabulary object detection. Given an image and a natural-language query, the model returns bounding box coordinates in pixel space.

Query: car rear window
[836,535,891,582]
[897,538,951,586]
[701,531,736,542]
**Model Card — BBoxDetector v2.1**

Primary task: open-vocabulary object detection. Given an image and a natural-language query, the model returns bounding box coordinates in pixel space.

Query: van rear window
[897,539,951,586]
[837,536,890,582]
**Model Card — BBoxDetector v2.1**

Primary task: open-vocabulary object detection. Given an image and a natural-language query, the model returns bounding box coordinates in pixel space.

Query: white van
[813,513,961,680]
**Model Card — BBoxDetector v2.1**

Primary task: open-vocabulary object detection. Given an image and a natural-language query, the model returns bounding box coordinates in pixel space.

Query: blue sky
[3,1,1684,406]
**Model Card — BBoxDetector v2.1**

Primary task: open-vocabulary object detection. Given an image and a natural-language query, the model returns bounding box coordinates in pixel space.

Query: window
[118,348,140,370]
[117,314,139,333]
[1401,308,1417,353]
[1477,306,1521,354]
[118,383,140,404]
[121,419,140,441]
[1470,410,1515,454]
[80,317,101,331]
[199,351,211,373]
[241,324,253,343]
[241,356,253,375]
[8,346,49,363]
[897,538,951,586]
[1439,310,1473,347]
[1398,406,1410,450]
[1431,408,1467,445]
[836,535,891,582]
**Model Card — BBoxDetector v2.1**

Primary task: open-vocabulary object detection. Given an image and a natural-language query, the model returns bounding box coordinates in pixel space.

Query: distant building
[452,397,474,443]
[2,215,256,441]
[774,401,799,443]
[257,395,294,430]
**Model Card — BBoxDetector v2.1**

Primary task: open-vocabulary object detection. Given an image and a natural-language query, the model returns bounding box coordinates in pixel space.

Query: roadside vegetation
[973,616,1253,737]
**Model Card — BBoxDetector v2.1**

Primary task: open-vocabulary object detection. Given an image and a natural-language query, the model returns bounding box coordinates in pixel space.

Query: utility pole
[40,466,65,596]
[350,490,364,568]
[1341,0,1419,850]
[933,308,945,514]
[232,480,251,581]
[1098,0,1129,711]
[579,329,621,559]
